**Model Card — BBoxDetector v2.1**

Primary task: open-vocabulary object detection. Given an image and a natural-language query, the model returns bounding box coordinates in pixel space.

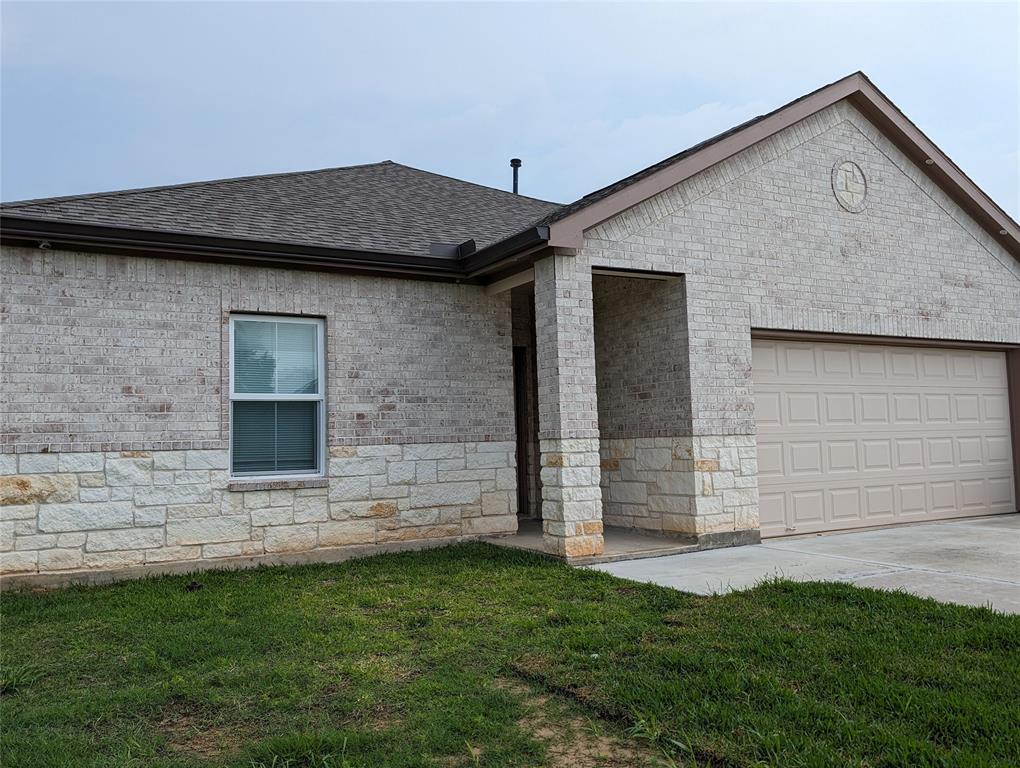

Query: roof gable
[537,72,1019,265]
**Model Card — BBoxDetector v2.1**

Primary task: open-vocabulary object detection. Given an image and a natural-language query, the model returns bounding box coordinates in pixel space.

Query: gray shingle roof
[1,161,562,258]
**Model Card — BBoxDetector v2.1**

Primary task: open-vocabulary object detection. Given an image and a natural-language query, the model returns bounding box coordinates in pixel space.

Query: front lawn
[2,543,1017,767]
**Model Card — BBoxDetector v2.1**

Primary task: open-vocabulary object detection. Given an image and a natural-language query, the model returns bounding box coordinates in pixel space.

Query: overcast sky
[2,1,1017,216]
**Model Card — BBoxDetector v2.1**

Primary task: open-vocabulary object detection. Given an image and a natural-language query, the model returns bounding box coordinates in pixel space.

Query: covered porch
[489,249,760,562]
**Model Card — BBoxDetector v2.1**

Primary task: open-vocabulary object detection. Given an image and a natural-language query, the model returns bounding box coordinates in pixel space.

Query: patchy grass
[1,543,1017,767]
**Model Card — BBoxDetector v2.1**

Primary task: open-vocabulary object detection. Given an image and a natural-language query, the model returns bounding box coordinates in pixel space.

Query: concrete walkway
[589,514,1020,614]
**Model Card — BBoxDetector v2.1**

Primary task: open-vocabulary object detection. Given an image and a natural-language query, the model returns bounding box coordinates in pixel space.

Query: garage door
[753,338,1015,538]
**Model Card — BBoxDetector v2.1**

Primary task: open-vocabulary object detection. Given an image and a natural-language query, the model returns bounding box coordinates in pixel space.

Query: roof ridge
[0,160,399,209]
[384,160,563,207]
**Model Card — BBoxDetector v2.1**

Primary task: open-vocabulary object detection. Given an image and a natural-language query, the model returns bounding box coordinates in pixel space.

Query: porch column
[533,250,604,558]
[682,274,760,542]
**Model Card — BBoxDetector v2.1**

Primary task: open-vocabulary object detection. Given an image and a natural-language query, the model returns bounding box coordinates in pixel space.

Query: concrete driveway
[590,515,1020,614]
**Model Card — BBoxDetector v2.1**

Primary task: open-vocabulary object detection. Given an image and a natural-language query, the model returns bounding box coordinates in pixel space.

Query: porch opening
[496,268,701,562]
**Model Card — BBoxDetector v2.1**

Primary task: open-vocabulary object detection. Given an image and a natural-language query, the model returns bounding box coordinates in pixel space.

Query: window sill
[227,477,328,492]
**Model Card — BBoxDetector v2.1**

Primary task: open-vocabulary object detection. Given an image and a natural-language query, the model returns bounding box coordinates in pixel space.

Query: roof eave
[0,215,472,281]
[460,226,551,279]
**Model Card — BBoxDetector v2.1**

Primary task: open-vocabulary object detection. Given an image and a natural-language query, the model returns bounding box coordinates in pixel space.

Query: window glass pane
[276,322,319,394]
[234,319,319,395]
[232,401,319,475]
[276,402,319,471]
[232,401,277,474]
[234,320,277,394]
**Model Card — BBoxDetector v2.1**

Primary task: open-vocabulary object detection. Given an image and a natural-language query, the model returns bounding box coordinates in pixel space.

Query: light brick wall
[592,274,690,439]
[0,442,516,576]
[1,246,515,453]
[584,99,1020,536]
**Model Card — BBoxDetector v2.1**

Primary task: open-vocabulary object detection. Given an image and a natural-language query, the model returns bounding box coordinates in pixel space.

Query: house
[2,72,1018,583]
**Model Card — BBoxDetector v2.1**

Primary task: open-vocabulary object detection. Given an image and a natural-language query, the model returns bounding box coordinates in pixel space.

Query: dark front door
[512,346,530,518]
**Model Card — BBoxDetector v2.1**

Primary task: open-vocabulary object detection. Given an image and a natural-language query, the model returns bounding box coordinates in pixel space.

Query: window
[229,315,325,477]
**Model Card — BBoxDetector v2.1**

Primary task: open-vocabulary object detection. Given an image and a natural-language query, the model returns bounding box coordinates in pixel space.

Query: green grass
[2,543,1018,767]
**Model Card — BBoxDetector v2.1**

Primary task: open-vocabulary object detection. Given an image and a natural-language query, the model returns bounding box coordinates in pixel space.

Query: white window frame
[228,314,327,479]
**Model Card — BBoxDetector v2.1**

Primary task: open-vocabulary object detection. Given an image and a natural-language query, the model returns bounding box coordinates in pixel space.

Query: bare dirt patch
[496,678,662,768]
[156,713,251,758]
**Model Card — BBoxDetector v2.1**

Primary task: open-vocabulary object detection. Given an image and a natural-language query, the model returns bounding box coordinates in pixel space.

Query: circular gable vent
[831,160,867,213]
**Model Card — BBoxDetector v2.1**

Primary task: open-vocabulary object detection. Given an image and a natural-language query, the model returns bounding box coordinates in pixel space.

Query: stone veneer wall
[599,437,757,537]
[0,442,516,577]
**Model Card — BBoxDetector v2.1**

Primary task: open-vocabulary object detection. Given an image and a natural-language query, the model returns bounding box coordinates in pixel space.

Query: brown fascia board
[0,216,472,281]
[0,215,557,283]
[543,72,1020,262]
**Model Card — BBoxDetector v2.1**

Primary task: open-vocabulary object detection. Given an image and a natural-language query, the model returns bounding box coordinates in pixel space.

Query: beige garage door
[753,338,1015,538]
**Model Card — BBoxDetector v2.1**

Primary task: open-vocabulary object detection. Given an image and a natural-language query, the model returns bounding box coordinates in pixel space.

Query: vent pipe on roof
[510,158,521,195]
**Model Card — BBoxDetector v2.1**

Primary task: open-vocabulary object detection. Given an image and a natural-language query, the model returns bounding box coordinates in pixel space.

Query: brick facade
[3,98,1018,577]
[583,101,1020,539]
[1,248,519,578]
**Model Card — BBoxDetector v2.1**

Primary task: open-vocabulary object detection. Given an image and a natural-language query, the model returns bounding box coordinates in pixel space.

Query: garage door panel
[893,394,922,423]
[989,477,1014,505]
[951,353,978,380]
[957,436,984,466]
[830,488,862,521]
[960,479,987,509]
[890,351,918,378]
[827,441,858,473]
[898,483,927,516]
[855,348,887,377]
[752,342,779,375]
[759,492,786,529]
[984,393,1009,422]
[927,438,955,468]
[980,355,1007,381]
[791,490,825,524]
[821,346,852,376]
[987,435,1012,464]
[787,392,820,424]
[784,345,817,375]
[788,441,823,475]
[864,485,895,519]
[929,481,958,512]
[754,339,1015,537]
[860,394,890,424]
[953,394,981,423]
[924,394,952,423]
[862,439,893,471]
[895,439,924,470]
[824,392,856,424]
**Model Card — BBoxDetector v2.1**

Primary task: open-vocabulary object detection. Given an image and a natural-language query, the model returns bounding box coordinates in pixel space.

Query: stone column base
[539,438,604,558]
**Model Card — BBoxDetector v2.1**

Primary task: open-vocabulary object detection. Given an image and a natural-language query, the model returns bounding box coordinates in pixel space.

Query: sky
[2,1,1018,217]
